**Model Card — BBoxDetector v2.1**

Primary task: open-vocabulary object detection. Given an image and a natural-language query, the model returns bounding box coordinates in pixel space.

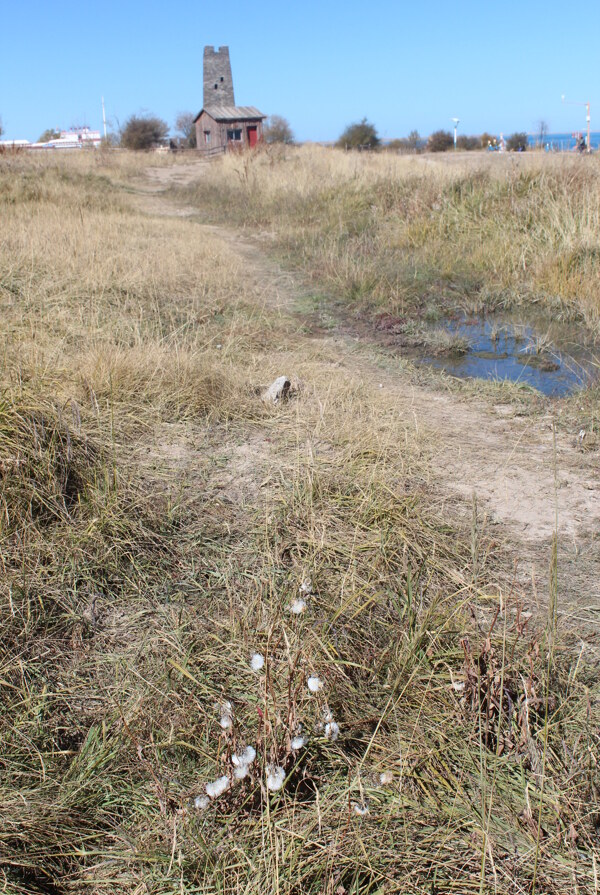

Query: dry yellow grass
[181,144,600,328]
[0,150,598,895]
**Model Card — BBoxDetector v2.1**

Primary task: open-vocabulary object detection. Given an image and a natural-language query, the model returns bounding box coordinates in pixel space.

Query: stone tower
[203,46,235,108]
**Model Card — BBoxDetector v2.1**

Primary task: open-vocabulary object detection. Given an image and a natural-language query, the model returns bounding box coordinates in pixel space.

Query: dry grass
[0,151,598,894]
[180,145,600,331]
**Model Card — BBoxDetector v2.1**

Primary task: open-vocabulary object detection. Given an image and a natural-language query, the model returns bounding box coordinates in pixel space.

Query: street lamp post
[452,118,460,150]
[561,95,591,153]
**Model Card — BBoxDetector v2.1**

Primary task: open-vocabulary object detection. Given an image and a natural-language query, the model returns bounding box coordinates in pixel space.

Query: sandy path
[133,161,600,635]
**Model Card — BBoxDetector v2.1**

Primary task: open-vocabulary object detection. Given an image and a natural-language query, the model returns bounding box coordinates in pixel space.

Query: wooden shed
[194,105,266,154]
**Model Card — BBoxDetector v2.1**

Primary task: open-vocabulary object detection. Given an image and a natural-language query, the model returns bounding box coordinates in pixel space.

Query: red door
[247,126,258,148]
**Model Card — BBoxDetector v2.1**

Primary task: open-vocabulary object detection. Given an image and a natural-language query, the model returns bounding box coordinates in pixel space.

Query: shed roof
[194,105,266,123]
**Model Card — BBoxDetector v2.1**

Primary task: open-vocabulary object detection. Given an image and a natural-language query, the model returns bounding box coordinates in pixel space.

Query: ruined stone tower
[203,46,235,108]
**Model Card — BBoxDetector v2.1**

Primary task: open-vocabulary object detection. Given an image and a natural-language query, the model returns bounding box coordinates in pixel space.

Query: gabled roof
[194,105,266,123]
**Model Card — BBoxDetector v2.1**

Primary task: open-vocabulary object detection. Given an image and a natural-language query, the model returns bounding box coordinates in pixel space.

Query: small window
[204,131,211,144]
[227,129,242,141]
[220,77,224,82]
[214,83,218,89]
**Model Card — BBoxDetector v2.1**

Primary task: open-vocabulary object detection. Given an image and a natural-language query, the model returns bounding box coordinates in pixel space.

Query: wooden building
[194,105,266,154]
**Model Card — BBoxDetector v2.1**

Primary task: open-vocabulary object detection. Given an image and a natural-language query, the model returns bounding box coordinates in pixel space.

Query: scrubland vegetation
[182,145,600,332]
[0,149,599,894]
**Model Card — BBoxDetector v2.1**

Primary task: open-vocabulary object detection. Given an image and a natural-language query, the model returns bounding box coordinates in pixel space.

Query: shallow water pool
[416,313,599,396]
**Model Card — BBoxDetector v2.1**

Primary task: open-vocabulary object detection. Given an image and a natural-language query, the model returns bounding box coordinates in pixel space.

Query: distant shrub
[427,130,454,152]
[456,135,479,150]
[38,128,61,143]
[0,117,3,138]
[264,115,294,144]
[507,132,528,152]
[121,114,169,151]
[336,118,380,150]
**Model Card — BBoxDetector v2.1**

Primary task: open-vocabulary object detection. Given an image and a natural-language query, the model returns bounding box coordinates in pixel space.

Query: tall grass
[180,145,600,330]
[0,152,598,894]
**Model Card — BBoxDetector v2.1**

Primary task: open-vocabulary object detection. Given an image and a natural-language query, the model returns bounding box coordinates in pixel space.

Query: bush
[427,130,454,152]
[507,132,528,152]
[38,128,61,143]
[174,112,197,148]
[120,114,169,150]
[264,115,294,144]
[456,135,479,151]
[336,118,380,150]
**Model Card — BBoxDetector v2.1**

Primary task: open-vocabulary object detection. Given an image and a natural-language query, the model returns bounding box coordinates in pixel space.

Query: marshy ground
[1,148,599,894]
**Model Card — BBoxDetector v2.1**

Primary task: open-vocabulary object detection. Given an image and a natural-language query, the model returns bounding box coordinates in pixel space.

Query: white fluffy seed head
[266,765,286,792]
[290,598,307,614]
[217,700,233,729]
[233,764,250,780]
[325,721,340,741]
[250,653,265,671]
[205,776,229,799]
[232,746,256,767]
[322,705,333,723]
[194,794,210,810]
[307,676,323,693]
[380,771,393,785]
[299,579,313,595]
[291,735,306,750]
[352,801,370,816]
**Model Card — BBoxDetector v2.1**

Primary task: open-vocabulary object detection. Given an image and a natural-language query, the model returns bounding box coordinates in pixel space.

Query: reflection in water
[416,314,599,396]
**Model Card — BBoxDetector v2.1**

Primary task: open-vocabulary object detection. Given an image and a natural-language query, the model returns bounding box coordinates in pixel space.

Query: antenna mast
[101,97,107,139]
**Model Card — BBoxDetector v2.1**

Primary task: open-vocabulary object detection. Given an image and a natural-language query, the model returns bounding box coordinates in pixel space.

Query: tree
[427,130,453,152]
[406,129,421,152]
[536,119,549,147]
[506,132,528,152]
[175,111,197,148]
[336,118,380,150]
[38,128,61,143]
[263,114,294,144]
[120,114,169,150]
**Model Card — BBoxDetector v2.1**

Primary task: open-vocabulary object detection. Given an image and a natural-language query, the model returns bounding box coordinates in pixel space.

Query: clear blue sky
[1,0,598,142]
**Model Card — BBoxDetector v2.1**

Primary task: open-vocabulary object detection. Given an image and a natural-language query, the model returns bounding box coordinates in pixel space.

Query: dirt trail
[134,161,600,633]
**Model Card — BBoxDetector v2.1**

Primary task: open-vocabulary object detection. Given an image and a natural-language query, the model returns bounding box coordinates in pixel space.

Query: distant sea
[527,131,600,150]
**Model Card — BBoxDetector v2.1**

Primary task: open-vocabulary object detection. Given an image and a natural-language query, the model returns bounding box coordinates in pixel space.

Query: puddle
[415,313,599,396]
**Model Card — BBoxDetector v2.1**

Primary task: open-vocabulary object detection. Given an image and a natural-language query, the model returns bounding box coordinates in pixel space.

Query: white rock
[262,376,291,404]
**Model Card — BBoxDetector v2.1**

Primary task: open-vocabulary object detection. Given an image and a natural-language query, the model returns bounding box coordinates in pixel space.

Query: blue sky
[1,0,598,142]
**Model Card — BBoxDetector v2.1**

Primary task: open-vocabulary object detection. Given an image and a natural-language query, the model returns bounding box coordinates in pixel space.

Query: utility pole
[101,97,107,139]
[561,95,591,152]
[452,117,460,150]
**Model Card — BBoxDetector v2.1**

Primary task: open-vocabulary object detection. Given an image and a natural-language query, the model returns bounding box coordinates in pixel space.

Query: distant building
[194,46,265,153]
